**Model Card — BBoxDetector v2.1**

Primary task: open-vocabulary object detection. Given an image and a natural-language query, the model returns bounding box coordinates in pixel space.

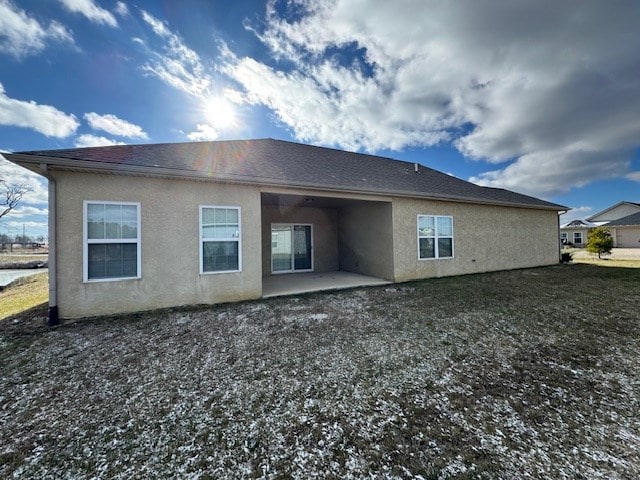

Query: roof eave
[5,153,567,211]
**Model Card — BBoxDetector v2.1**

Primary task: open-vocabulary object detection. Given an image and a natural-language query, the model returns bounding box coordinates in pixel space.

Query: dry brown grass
[572,257,640,268]
[0,272,48,320]
[0,254,48,269]
[1,264,639,479]
[566,248,640,268]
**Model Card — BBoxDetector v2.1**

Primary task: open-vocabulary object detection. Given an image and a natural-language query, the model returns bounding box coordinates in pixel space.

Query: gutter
[10,153,568,212]
[39,164,59,326]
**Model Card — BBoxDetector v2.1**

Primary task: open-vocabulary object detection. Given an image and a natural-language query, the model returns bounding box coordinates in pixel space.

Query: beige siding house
[559,220,595,247]
[587,202,640,248]
[603,214,640,248]
[5,139,566,323]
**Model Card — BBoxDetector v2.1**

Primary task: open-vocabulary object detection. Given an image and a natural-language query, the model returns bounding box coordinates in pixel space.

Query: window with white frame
[573,232,583,244]
[418,215,454,259]
[84,201,140,281]
[560,232,568,243]
[200,206,241,273]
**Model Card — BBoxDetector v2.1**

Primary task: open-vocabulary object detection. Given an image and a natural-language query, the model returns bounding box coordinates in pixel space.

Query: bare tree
[0,179,32,219]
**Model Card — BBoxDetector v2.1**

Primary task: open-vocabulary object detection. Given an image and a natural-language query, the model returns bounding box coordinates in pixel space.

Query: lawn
[0,272,48,321]
[1,264,639,479]
[572,257,640,268]
[566,248,640,269]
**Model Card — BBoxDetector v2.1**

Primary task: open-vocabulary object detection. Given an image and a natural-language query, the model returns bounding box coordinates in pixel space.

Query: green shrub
[586,227,614,259]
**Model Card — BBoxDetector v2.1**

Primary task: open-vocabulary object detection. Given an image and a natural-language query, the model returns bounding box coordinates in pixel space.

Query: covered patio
[260,191,395,281]
[262,271,391,298]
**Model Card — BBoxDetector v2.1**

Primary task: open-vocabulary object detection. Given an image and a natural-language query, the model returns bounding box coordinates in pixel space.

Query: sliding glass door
[271,224,313,273]
[293,225,312,270]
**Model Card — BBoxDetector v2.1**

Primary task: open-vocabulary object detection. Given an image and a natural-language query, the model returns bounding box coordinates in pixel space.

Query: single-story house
[587,201,640,248]
[4,139,566,323]
[559,219,596,247]
[603,213,640,247]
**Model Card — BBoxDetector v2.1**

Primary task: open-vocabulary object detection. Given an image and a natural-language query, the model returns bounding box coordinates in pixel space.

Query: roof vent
[414,163,419,173]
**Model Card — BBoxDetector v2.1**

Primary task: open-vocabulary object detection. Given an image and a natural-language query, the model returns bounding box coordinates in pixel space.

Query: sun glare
[203,96,237,130]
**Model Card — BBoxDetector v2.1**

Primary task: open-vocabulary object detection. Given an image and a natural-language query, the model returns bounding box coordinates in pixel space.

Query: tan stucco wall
[337,202,394,280]
[51,171,562,316]
[391,198,560,282]
[53,171,262,318]
[261,205,339,275]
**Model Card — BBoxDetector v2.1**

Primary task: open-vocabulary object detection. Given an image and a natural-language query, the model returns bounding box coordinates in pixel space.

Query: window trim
[573,231,583,244]
[417,214,454,260]
[199,205,242,275]
[83,200,141,283]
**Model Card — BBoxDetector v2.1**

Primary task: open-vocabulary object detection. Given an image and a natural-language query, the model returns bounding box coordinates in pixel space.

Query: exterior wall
[261,205,339,275]
[337,202,394,280]
[53,170,262,318]
[52,170,563,317]
[391,198,560,282]
[612,227,640,247]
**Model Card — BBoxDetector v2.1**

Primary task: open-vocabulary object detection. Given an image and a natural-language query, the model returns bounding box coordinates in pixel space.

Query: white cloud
[469,148,631,197]
[0,155,48,236]
[223,0,640,197]
[57,0,118,27]
[187,124,219,141]
[141,9,171,37]
[559,206,594,224]
[223,88,245,105]
[8,206,48,218]
[0,155,48,206]
[140,10,211,98]
[0,0,73,59]
[84,112,147,139]
[627,172,640,182]
[0,83,79,137]
[223,54,449,151]
[115,1,129,17]
[3,219,48,232]
[74,134,126,148]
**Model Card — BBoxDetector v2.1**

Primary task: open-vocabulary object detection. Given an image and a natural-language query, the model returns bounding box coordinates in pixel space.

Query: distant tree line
[0,232,46,246]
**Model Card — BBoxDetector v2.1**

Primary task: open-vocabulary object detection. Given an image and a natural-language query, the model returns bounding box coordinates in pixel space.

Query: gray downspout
[40,164,59,326]
[558,211,566,263]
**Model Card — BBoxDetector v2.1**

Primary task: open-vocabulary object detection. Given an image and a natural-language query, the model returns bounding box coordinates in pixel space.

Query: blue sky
[1,0,640,240]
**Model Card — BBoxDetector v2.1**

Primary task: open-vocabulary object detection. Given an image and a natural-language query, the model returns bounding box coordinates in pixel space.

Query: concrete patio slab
[262,271,391,298]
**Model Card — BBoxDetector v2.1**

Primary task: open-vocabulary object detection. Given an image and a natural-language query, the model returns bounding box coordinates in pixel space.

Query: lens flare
[203,96,237,130]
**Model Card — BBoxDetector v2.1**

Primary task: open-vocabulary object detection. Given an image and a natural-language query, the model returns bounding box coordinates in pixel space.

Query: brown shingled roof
[5,138,566,210]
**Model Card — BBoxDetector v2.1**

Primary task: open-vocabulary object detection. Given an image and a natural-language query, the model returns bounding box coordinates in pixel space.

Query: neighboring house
[4,139,566,322]
[587,201,640,224]
[586,201,640,248]
[559,219,596,247]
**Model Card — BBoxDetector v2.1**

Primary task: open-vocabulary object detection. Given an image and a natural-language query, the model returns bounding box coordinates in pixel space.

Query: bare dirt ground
[1,264,639,479]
